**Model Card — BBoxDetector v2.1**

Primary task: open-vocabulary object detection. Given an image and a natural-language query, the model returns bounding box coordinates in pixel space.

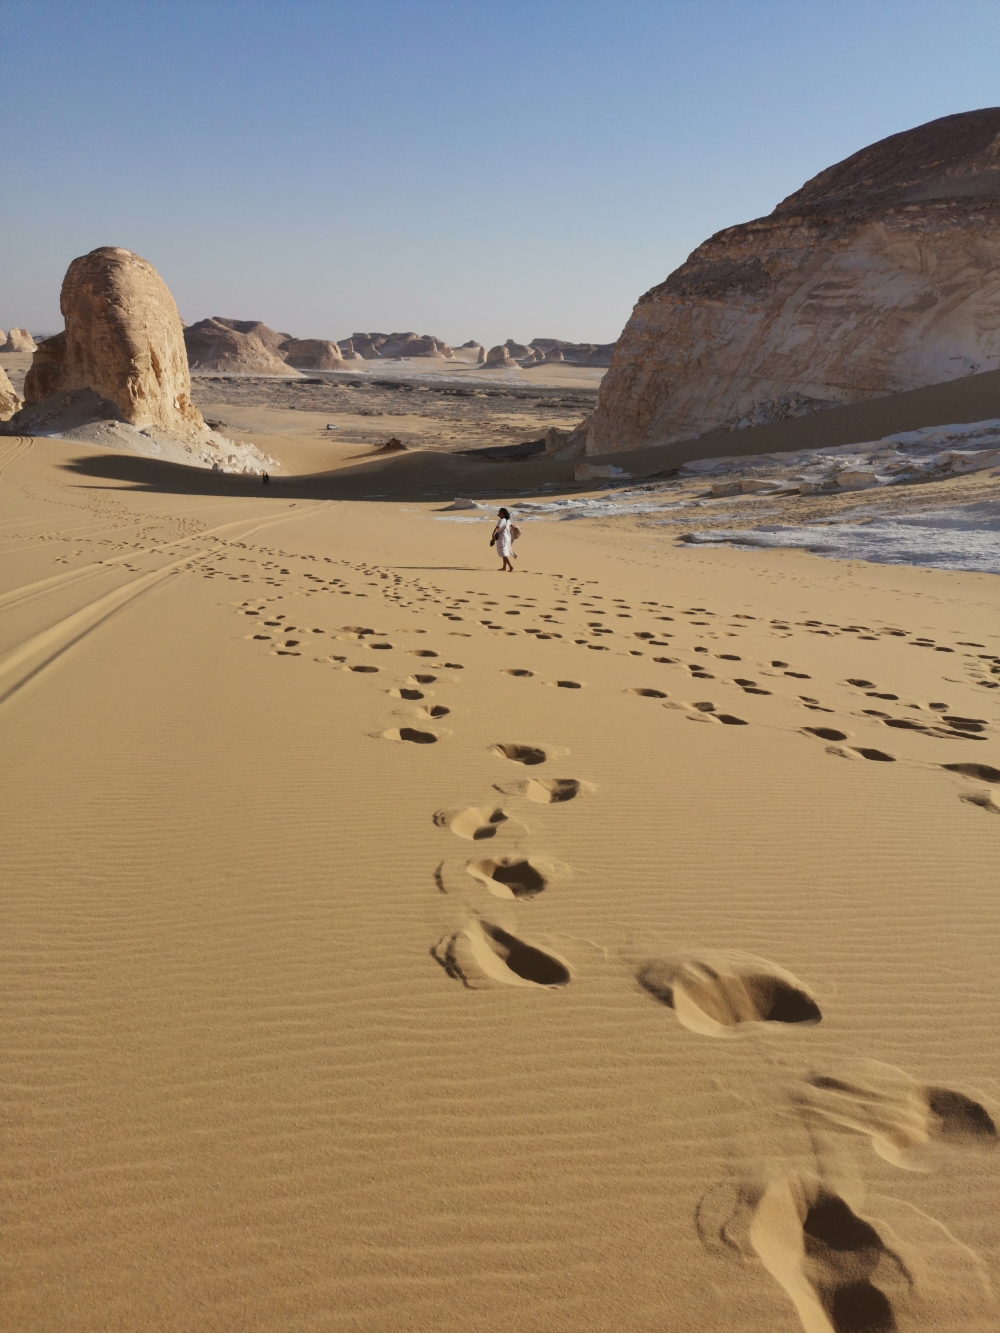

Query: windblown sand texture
[1,429,998,1332]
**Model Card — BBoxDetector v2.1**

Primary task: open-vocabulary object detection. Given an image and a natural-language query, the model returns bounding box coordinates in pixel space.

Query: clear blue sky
[3,1,998,346]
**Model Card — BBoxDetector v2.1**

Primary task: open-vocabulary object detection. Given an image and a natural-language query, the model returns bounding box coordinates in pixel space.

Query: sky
[2,0,999,347]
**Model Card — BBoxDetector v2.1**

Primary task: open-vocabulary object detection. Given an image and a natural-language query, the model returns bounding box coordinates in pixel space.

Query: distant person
[491,507,515,572]
[262,471,270,486]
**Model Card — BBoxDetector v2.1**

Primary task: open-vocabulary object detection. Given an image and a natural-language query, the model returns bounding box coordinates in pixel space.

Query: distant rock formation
[477,346,486,365]
[279,338,345,370]
[184,318,296,375]
[459,340,483,350]
[485,345,513,368]
[586,108,1000,455]
[340,332,453,360]
[22,247,205,431]
[3,327,37,353]
[0,364,22,417]
[527,338,615,367]
[504,339,534,360]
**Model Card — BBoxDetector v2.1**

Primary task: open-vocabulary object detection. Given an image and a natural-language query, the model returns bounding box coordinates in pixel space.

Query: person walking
[491,507,515,572]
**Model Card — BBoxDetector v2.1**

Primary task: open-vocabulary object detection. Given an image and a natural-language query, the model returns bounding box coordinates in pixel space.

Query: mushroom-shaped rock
[23,248,205,431]
[485,345,513,367]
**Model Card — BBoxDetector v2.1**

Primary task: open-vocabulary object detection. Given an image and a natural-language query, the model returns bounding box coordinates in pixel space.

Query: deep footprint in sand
[750,1176,908,1333]
[547,680,583,689]
[432,919,571,988]
[501,668,534,677]
[390,687,426,700]
[628,687,668,698]
[466,855,560,899]
[493,742,547,766]
[434,806,508,840]
[796,1059,998,1169]
[517,777,593,804]
[804,726,849,742]
[418,704,450,719]
[382,727,439,744]
[637,950,821,1036]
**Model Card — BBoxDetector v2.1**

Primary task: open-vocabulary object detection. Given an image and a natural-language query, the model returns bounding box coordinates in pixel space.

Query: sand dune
[1,429,997,1331]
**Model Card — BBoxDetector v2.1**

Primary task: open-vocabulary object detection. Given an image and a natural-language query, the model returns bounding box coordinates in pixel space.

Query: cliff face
[586,109,1000,455]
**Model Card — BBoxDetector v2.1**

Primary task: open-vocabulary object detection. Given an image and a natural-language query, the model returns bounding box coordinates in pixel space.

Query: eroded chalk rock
[23,247,205,430]
[0,364,22,417]
[184,318,296,375]
[587,109,1000,455]
[3,327,37,353]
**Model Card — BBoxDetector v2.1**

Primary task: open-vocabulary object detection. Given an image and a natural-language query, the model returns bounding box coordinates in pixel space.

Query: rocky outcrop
[22,247,204,431]
[278,338,345,370]
[485,345,514,368]
[184,318,295,374]
[0,364,22,417]
[529,338,615,366]
[586,109,1000,454]
[341,331,453,359]
[2,327,36,352]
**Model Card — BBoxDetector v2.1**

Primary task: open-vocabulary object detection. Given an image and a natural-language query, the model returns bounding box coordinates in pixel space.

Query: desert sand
[1,406,998,1332]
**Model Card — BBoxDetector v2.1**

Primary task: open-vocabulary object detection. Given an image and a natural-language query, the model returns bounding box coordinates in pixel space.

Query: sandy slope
[1,433,998,1333]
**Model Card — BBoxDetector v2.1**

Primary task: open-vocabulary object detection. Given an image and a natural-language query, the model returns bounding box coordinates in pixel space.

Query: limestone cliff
[24,247,204,432]
[586,109,1000,455]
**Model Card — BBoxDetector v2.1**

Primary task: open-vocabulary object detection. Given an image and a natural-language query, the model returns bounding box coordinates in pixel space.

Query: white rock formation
[23,247,205,431]
[586,109,1000,455]
[485,345,513,368]
[3,327,38,353]
[0,364,22,417]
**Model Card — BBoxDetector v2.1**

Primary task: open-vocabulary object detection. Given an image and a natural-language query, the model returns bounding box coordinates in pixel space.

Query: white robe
[495,519,512,558]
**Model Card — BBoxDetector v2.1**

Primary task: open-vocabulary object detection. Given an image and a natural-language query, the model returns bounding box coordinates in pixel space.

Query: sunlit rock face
[586,109,1000,455]
[24,247,205,431]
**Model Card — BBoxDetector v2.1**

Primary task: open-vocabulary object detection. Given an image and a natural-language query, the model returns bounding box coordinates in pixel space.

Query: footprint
[942,762,1000,783]
[717,714,748,725]
[627,687,668,698]
[466,855,559,899]
[434,806,508,840]
[501,668,534,677]
[432,919,571,988]
[418,704,449,719]
[493,743,547,766]
[853,748,895,762]
[960,790,1000,814]
[499,777,593,804]
[408,648,438,658]
[383,727,438,744]
[796,1060,998,1169]
[805,727,849,742]
[410,673,437,684]
[390,687,426,700]
[547,680,583,689]
[637,950,821,1036]
[750,1176,908,1333]
[348,664,379,673]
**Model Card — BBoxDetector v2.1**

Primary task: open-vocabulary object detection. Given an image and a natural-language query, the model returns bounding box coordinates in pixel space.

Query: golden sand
[1,429,998,1331]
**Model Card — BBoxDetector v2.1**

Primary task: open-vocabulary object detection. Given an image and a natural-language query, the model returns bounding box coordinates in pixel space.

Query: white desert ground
[1,344,999,1333]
